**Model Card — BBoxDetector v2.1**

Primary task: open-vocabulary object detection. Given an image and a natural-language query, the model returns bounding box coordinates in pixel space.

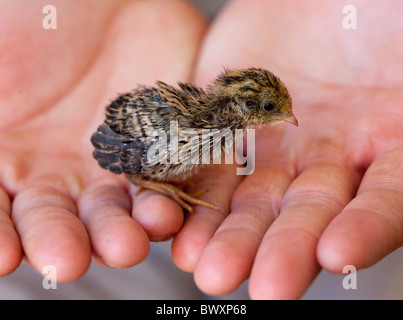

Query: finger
[131,184,184,242]
[78,183,150,267]
[249,163,359,299]
[0,187,22,275]
[318,147,403,272]
[12,186,91,282]
[171,164,243,272]
[193,163,294,295]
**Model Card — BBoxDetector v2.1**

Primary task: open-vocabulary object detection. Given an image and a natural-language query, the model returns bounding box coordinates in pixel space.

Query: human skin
[172,0,403,299]
[0,0,207,280]
[1,0,402,299]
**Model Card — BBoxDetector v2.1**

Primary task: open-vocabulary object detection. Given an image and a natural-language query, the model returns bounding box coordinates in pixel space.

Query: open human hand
[0,0,206,281]
[170,0,403,299]
[2,0,402,301]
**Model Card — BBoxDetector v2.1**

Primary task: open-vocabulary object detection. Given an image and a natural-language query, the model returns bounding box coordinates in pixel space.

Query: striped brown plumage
[91,68,297,212]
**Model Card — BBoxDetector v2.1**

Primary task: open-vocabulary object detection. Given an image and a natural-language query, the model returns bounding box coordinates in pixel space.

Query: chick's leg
[135,180,222,213]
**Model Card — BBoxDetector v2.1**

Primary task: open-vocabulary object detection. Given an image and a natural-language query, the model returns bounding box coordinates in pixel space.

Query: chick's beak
[283,112,298,126]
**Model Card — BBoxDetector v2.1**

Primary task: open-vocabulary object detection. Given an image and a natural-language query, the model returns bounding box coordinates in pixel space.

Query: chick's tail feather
[90,124,143,175]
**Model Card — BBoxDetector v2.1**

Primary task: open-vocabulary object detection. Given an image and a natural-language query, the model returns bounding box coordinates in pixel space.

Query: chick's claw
[136,180,223,214]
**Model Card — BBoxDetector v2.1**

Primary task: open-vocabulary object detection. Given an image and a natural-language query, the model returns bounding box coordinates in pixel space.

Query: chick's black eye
[263,101,275,112]
[245,100,256,109]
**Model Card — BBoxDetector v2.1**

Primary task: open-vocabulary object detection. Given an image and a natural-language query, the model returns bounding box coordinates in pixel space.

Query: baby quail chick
[91,68,297,213]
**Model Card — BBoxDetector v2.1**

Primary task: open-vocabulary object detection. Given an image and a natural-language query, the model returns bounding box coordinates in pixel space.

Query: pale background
[0,0,402,300]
